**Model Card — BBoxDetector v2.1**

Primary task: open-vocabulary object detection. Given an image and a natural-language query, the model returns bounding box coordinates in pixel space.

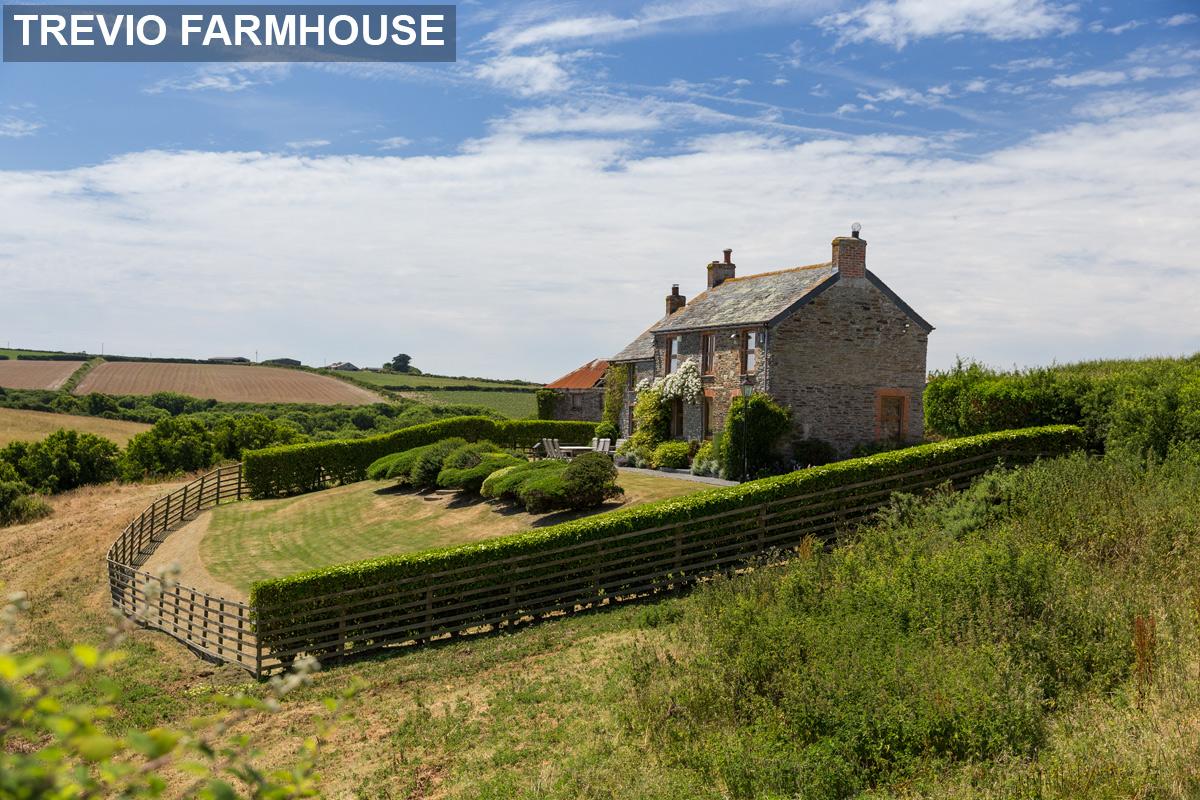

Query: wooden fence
[251,449,1045,673]
[108,449,1046,677]
[106,465,263,674]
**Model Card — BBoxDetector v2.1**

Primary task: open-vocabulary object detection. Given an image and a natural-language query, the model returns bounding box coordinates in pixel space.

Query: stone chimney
[666,284,686,315]
[707,248,736,289]
[831,226,866,280]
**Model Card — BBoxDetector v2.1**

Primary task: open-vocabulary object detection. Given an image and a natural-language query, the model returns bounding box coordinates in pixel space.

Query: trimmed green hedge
[242,417,597,497]
[251,425,1083,652]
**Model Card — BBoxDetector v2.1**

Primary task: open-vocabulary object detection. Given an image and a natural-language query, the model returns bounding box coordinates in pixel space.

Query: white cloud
[1161,13,1198,27]
[819,0,1078,48]
[994,56,1059,72]
[1050,70,1128,87]
[1,89,1197,379]
[476,52,574,96]
[144,64,290,94]
[835,103,858,115]
[490,102,667,135]
[1107,19,1145,34]
[285,140,331,149]
[772,77,790,86]
[0,116,41,138]
[963,78,991,92]
[372,137,413,151]
[485,15,640,51]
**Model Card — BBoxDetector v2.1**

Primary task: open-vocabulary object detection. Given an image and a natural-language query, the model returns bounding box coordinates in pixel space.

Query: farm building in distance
[543,359,609,422]
[558,229,932,459]
[323,362,360,371]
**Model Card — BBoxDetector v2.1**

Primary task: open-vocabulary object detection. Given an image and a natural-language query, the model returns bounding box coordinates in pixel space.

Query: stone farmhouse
[547,230,933,458]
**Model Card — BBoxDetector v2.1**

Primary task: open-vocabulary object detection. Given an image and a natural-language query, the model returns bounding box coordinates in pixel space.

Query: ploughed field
[72,362,383,405]
[0,359,85,390]
[148,471,711,599]
[0,407,151,447]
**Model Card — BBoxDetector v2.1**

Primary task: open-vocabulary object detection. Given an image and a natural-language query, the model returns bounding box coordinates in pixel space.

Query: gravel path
[616,466,738,487]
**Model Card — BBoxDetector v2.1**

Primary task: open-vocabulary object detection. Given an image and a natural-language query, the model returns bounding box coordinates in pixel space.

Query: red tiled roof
[545,359,609,390]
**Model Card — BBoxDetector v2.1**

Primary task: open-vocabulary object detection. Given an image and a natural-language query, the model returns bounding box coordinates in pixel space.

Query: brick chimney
[831,227,866,280]
[707,248,736,289]
[666,284,686,315]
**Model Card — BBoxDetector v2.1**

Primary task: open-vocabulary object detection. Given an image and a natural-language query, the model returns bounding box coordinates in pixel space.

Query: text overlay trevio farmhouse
[2,4,456,62]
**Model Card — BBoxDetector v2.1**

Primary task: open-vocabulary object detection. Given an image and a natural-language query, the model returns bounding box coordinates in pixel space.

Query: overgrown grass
[200,471,709,593]
[613,450,1200,798]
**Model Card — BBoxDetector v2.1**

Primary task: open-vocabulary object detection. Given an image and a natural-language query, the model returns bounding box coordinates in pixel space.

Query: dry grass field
[0,407,151,447]
[0,359,84,390]
[73,362,383,405]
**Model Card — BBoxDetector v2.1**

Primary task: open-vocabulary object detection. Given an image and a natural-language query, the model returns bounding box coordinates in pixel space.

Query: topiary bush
[409,438,469,489]
[561,451,623,509]
[482,460,567,501]
[651,441,690,469]
[438,454,526,493]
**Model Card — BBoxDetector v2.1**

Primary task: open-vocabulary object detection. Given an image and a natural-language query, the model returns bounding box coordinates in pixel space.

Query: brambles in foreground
[0,580,354,800]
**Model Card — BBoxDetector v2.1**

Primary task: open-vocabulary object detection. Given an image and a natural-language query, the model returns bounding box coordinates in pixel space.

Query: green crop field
[405,389,538,419]
[344,370,538,391]
[199,471,709,594]
[0,348,83,359]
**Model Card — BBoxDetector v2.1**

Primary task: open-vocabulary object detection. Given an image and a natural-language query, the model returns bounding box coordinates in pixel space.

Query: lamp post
[740,377,753,483]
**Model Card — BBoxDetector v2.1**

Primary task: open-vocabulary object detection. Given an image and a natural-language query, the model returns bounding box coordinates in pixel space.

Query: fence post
[254,616,263,680]
[757,506,766,556]
[674,523,683,580]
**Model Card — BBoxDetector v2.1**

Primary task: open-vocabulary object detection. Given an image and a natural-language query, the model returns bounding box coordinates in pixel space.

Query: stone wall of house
[618,360,657,436]
[644,328,767,443]
[767,277,928,458]
[552,388,605,423]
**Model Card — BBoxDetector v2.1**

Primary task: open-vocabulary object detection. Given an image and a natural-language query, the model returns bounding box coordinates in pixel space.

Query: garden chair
[593,438,611,453]
[547,438,567,460]
[614,438,627,452]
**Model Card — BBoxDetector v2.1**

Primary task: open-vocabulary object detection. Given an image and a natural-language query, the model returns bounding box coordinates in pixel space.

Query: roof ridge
[720,261,831,284]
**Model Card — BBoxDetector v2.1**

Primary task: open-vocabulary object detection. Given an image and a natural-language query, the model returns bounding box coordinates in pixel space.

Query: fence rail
[251,450,1045,672]
[105,465,262,673]
[107,449,1045,678]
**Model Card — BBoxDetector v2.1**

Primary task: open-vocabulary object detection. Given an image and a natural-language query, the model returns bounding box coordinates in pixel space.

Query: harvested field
[0,408,151,447]
[0,359,84,390]
[73,362,383,405]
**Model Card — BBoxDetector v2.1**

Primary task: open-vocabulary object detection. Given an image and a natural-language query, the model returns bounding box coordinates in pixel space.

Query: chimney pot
[708,249,737,289]
[666,284,687,316]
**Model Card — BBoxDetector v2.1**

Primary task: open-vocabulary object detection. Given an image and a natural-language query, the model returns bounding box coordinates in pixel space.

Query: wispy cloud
[1161,13,1198,27]
[489,102,667,136]
[0,116,41,138]
[1050,70,1128,88]
[819,0,1078,48]
[475,52,576,95]
[371,136,413,151]
[145,64,290,94]
[285,139,331,149]
[994,56,1060,72]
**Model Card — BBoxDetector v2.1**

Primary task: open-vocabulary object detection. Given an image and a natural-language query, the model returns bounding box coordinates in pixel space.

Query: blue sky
[1,0,1198,382]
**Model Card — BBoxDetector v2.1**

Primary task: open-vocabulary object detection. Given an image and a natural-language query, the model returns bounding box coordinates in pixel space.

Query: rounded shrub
[651,441,690,469]
[560,451,623,509]
[409,438,469,489]
[595,422,619,442]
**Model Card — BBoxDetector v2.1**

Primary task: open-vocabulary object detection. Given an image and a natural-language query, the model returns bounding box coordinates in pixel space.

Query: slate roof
[610,321,662,363]
[652,262,835,333]
[545,359,610,390]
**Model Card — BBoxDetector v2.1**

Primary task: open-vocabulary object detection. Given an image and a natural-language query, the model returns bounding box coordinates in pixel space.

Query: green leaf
[74,734,121,762]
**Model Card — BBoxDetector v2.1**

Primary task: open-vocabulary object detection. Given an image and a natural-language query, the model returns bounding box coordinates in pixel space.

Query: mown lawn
[200,471,709,593]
